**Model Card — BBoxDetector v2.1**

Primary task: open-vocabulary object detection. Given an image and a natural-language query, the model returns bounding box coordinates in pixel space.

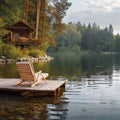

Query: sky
[63,0,120,34]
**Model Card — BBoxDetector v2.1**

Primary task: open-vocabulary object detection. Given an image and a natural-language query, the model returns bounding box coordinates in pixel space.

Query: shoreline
[0,55,54,63]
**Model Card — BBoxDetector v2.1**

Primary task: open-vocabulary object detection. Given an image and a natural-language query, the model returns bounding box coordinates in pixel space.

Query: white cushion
[35,73,49,80]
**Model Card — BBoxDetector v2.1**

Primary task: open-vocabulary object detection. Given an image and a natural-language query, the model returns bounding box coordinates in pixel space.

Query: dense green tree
[23,0,71,44]
[81,23,94,51]
[114,34,120,53]
[81,23,114,53]
[76,21,86,35]
[0,0,23,23]
[64,24,82,48]
[49,23,82,52]
[108,24,114,52]
[0,0,23,41]
[48,22,117,54]
[0,18,8,40]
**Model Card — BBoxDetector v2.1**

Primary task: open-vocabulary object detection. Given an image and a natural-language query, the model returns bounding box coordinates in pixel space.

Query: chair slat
[16,62,48,87]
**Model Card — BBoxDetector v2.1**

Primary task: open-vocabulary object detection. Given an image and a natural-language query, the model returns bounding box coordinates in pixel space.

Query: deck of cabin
[0,79,66,97]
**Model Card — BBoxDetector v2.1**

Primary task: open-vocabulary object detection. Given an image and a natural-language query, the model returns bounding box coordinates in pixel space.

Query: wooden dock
[0,79,66,97]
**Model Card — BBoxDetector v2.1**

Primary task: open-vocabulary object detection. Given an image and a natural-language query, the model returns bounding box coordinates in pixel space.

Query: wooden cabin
[7,20,35,44]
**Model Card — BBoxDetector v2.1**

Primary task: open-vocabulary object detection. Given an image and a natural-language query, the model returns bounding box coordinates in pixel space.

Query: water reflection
[0,53,114,80]
[0,54,120,119]
[47,100,69,120]
[0,63,18,78]
[64,69,120,120]
[0,94,69,120]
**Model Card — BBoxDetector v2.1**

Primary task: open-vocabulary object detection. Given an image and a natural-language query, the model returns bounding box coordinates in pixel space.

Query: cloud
[63,0,120,33]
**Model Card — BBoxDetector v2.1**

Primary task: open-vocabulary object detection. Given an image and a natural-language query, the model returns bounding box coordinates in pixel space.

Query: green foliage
[49,23,82,53]
[0,0,23,23]
[0,18,9,40]
[48,22,117,53]
[48,0,71,35]
[0,40,4,56]
[114,34,120,53]
[0,1,23,41]
[2,44,22,59]
[23,0,71,45]
[0,41,47,59]
[64,24,82,48]
[72,45,81,53]
[0,0,71,46]
[21,48,29,58]
[58,47,71,52]
[0,0,72,57]
[29,49,45,58]
[39,41,50,51]
[1,0,120,54]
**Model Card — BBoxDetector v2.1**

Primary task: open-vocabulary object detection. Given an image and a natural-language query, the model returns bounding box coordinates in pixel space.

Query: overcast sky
[63,0,120,34]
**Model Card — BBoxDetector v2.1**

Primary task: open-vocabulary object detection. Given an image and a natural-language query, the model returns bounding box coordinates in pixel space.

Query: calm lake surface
[0,53,120,120]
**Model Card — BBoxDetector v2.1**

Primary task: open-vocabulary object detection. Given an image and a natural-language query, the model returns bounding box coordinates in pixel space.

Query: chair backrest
[16,62,36,82]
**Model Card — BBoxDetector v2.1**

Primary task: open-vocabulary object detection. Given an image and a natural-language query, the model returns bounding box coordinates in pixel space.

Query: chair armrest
[36,70,42,74]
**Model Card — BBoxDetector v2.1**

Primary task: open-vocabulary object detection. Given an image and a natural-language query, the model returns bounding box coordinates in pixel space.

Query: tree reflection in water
[0,94,69,120]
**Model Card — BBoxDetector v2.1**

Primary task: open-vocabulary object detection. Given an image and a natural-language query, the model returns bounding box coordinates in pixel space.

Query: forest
[0,0,120,60]
[0,0,71,43]
[48,22,120,54]
[0,0,71,59]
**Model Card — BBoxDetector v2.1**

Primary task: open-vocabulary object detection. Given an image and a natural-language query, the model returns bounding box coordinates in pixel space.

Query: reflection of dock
[0,79,65,97]
[84,75,113,86]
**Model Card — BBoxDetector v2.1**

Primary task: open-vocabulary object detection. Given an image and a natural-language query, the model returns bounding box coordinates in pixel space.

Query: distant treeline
[48,22,120,53]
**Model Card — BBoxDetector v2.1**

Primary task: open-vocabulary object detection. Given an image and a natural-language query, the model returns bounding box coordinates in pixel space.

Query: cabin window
[14,33,19,42]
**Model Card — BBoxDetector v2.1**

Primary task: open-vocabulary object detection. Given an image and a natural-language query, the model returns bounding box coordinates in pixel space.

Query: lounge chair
[16,62,49,87]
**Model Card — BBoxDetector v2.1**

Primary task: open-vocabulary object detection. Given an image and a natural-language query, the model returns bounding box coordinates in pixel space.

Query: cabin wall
[8,21,35,44]
[10,30,31,43]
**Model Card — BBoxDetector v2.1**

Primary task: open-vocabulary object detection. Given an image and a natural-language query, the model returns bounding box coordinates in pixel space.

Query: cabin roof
[7,20,35,32]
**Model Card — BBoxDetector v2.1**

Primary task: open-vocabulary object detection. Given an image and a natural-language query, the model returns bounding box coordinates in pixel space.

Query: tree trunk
[35,0,41,39]
[41,0,46,43]
[23,0,29,23]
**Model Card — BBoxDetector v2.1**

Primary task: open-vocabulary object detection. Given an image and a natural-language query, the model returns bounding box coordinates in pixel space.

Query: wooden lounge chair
[16,62,49,87]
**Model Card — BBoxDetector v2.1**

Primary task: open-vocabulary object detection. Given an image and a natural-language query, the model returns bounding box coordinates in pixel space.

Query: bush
[0,41,47,59]
[72,45,81,53]
[22,48,29,58]
[58,47,71,52]
[0,40,4,56]
[29,49,45,58]
[11,47,22,59]
[2,44,22,59]
[39,41,50,51]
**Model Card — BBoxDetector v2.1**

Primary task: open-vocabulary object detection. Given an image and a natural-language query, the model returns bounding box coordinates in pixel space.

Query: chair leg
[44,79,48,83]
[31,80,41,87]
[17,80,23,86]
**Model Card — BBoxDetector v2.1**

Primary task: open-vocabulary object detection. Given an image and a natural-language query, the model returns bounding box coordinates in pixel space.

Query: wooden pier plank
[0,78,66,96]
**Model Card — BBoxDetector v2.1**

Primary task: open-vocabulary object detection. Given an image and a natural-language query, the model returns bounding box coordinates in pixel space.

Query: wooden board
[0,78,65,97]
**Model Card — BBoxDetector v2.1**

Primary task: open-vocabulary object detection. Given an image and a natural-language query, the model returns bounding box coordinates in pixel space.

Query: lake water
[0,53,120,120]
